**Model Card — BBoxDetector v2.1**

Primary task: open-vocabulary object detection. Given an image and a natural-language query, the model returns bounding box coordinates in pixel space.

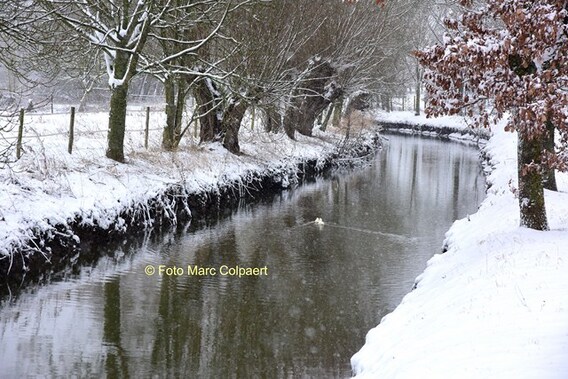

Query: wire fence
[24,107,156,155]
[0,105,171,164]
[0,101,349,166]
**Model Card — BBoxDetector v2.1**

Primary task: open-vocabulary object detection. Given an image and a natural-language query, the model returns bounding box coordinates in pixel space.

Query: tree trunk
[283,107,298,140]
[162,77,176,150]
[283,60,342,138]
[415,63,421,116]
[174,83,185,146]
[320,103,334,132]
[102,6,150,163]
[517,128,549,230]
[264,106,282,133]
[332,97,344,128]
[192,78,221,143]
[317,110,324,125]
[345,110,351,140]
[542,119,557,191]
[106,83,129,162]
[250,105,256,131]
[221,100,247,154]
[162,76,187,150]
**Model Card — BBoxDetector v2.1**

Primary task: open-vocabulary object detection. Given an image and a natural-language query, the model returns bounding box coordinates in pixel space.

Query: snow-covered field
[376,109,470,129]
[352,113,568,378]
[0,109,368,264]
[374,110,491,143]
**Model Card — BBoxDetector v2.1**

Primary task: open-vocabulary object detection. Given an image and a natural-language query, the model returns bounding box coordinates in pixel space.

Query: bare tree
[215,0,428,143]
[122,0,257,154]
[140,0,236,150]
[38,0,161,162]
[0,0,69,163]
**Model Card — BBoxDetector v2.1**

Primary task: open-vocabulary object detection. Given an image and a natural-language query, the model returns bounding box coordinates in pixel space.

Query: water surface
[0,135,485,378]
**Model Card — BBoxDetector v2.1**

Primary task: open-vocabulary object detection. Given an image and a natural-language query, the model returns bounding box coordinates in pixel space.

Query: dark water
[0,135,485,378]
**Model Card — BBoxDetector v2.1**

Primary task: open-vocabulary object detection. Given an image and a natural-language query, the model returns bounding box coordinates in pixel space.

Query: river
[0,134,485,378]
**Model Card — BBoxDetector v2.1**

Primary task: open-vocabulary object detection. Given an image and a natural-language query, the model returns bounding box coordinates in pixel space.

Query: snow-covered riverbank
[0,110,379,282]
[375,110,490,143]
[352,112,568,378]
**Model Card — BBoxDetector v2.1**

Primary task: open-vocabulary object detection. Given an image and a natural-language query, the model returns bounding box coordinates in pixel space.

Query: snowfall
[352,111,568,378]
[1,107,567,378]
[0,107,368,267]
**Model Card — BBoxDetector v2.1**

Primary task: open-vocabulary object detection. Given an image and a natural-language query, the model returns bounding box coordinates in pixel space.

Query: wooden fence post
[50,94,54,114]
[144,106,150,149]
[16,108,24,159]
[68,106,75,154]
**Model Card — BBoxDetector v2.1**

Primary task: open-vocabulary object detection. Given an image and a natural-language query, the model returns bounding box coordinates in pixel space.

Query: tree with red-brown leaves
[416,0,568,231]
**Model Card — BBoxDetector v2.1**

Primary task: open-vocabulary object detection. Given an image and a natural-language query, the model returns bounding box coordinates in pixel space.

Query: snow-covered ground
[0,109,370,265]
[352,113,568,378]
[374,110,490,143]
[375,109,470,129]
